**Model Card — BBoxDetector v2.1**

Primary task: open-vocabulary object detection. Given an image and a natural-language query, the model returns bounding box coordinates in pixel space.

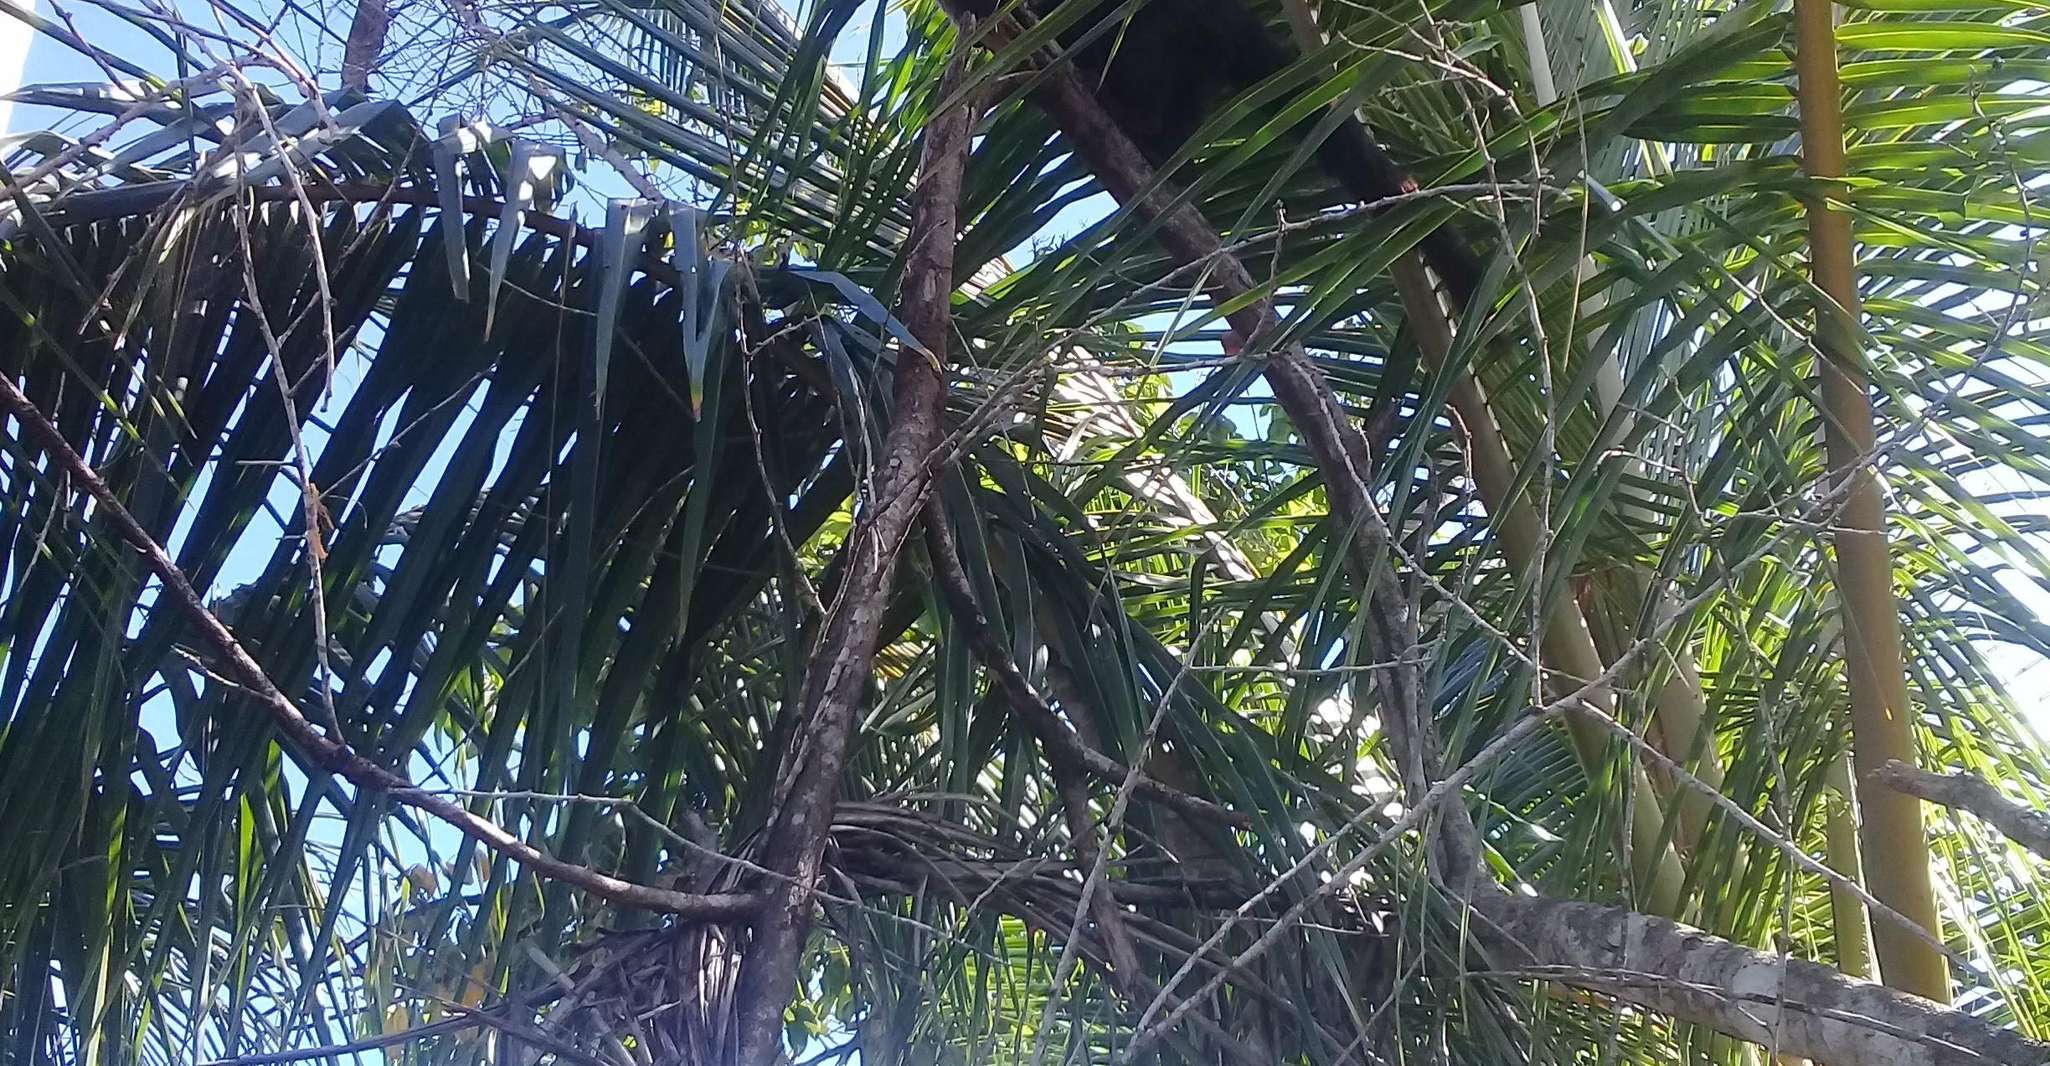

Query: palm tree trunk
[1791,0,1948,1003]
[341,0,389,91]
[1472,891,2039,1065]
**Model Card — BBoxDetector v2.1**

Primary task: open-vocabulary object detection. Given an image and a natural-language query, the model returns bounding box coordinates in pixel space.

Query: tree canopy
[1,0,2049,1061]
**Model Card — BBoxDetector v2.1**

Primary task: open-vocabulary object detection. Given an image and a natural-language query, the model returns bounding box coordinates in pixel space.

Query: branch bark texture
[1474,892,2045,1065]
[1873,759,2050,862]
[727,58,978,1066]
[340,0,389,91]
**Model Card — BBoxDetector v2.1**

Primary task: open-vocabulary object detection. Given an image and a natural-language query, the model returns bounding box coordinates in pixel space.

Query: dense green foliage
[0,0,2047,1060]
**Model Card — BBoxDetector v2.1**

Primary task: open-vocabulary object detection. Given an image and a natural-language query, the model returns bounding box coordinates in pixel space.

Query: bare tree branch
[1872,759,2050,862]
[727,50,980,1066]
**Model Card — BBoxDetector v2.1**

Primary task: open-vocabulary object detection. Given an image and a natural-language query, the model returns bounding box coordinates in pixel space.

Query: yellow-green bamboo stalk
[1390,261,1687,916]
[1581,569,1729,860]
[1516,0,1737,886]
[1825,751,1878,980]
[1277,0,1693,914]
[1377,5,1703,914]
[1792,0,1948,1002]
